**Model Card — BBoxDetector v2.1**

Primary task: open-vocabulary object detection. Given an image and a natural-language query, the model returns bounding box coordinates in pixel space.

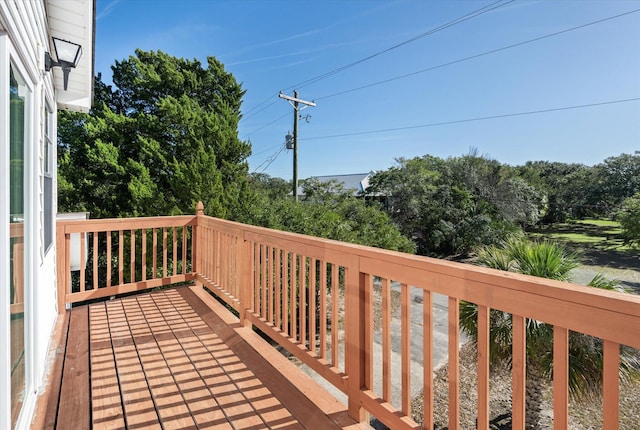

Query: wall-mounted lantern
[44,37,82,91]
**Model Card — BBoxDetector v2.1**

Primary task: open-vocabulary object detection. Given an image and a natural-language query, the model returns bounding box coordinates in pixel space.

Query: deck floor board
[44,286,356,429]
[57,305,90,430]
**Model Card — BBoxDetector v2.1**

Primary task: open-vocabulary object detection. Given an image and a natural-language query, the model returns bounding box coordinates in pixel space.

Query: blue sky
[95,0,640,180]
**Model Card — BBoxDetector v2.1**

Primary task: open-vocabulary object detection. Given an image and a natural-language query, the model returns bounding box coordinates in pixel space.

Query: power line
[242,94,280,119]
[316,7,640,101]
[285,0,514,91]
[241,99,279,122]
[251,142,284,157]
[241,0,514,131]
[252,144,287,174]
[300,97,640,141]
[244,111,290,137]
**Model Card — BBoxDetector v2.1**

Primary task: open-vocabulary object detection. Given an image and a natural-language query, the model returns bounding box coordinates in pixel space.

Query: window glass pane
[44,107,53,252]
[9,64,27,429]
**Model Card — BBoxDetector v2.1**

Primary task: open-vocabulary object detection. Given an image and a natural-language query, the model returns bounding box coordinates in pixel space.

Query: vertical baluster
[319,260,327,359]
[267,246,273,323]
[382,277,391,402]
[477,305,490,430]
[423,290,434,430]
[152,228,158,279]
[234,236,239,297]
[118,230,124,286]
[254,243,260,316]
[290,253,297,341]
[261,244,267,319]
[223,233,228,290]
[300,256,307,348]
[65,233,71,299]
[216,230,222,283]
[172,226,177,276]
[182,226,187,275]
[92,231,98,290]
[402,284,411,414]
[512,315,526,430]
[290,252,300,342]
[448,296,460,429]
[79,232,86,292]
[309,258,317,353]
[275,248,281,329]
[248,240,256,313]
[553,326,569,430]
[141,229,147,282]
[162,227,167,277]
[231,235,236,295]
[106,231,112,288]
[203,227,208,279]
[331,265,338,367]
[222,230,226,286]
[282,251,289,336]
[130,229,136,283]
[603,340,620,429]
[363,273,373,391]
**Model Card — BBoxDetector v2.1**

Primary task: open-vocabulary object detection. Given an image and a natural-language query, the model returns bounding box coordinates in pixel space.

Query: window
[43,105,53,253]
[9,62,28,429]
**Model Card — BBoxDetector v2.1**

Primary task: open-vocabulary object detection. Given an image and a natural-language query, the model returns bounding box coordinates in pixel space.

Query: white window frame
[0,33,37,430]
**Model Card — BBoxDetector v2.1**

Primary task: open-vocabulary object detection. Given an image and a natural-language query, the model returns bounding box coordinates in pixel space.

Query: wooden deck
[34,286,363,430]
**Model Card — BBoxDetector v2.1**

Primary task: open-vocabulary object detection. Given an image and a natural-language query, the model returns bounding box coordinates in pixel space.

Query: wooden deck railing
[56,215,196,307]
[57,202,640,430]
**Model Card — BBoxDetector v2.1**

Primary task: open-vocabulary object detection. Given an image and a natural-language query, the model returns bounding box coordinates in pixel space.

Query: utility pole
[279,91,316,201]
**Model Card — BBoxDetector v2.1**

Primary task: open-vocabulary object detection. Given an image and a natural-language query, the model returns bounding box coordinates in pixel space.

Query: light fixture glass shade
[52,37,82,67]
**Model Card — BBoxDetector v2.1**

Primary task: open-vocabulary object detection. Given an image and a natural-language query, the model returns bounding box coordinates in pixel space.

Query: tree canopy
[618,193,640,248]
[242,175,415,253]
[58,49,251,219]
[516,152,640,222]
[367,153,541,256]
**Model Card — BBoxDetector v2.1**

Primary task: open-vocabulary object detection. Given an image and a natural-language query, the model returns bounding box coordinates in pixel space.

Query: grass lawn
[528,219,640,293]
[527,218,633,252]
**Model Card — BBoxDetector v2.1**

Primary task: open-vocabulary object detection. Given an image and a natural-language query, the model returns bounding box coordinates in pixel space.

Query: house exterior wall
[0,1,93,429]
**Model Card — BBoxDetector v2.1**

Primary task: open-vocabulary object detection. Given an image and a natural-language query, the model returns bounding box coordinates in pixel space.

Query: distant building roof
[297,172,376,196]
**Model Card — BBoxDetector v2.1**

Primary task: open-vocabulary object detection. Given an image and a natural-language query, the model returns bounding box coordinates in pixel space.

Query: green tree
[242,177,415,253]
[516,161,606,223]
[618,193,640,248]
[58,50,250,218]
[368,153,540,256]
[459,237,639,429]
[600,152,640,213]
[248,173,291,199]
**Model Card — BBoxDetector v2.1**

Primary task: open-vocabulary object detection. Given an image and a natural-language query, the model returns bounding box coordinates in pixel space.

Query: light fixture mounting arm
[44,37,82,91]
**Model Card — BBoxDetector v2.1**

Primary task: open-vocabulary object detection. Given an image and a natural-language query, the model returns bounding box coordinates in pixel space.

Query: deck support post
[345,256,368,423]
[193,201,204,283]
[55,223,68,314]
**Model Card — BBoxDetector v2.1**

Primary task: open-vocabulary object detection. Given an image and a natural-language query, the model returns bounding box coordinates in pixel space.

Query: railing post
[193,201,204,279]
[55,222,67,314]
[345,256,368,423]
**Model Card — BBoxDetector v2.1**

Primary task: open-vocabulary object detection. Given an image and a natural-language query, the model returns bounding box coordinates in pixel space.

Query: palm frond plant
[460,236,640,428]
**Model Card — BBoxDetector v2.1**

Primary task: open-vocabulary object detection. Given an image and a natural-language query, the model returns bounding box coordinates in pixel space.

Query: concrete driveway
[297,282,469,415]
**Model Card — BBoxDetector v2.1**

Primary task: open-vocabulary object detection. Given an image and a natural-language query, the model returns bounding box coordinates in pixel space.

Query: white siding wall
[0,1,58,429]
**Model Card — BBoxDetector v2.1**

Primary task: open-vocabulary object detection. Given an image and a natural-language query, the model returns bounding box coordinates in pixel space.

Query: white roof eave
[46,0,95,113]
